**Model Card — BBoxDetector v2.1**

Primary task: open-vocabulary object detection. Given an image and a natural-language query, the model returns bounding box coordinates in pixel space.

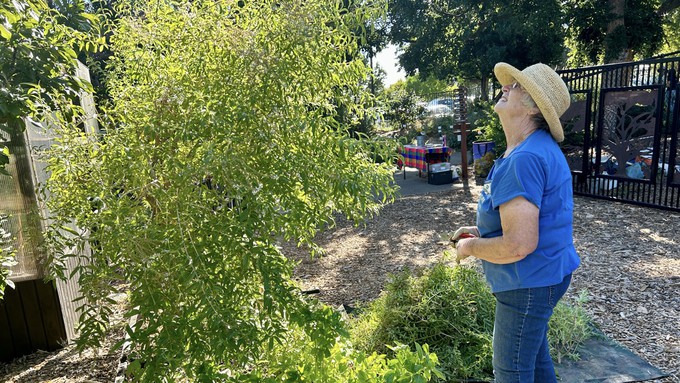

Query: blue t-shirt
[476,129,580,293]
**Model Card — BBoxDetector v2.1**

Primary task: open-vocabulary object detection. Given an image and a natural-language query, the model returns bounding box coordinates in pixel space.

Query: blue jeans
[492,274,572,383]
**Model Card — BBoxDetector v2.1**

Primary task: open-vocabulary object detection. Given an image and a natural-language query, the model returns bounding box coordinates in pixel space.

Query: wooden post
[454,87,469,179]
[460,123,469,179]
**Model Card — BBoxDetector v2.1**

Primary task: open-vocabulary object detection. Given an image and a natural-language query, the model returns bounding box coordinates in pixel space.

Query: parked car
[425,98,454,116]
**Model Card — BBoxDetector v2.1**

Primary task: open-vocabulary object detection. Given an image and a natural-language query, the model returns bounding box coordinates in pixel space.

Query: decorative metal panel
[558,57,680,211]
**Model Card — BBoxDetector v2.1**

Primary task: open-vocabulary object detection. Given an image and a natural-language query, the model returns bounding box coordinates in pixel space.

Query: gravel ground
[1,179,678,382]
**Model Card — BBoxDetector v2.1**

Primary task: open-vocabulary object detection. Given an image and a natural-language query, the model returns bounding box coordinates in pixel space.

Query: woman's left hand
[455,237,474,262]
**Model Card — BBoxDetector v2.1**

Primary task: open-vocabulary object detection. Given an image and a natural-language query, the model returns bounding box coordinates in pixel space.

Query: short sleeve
[490,152,546,209]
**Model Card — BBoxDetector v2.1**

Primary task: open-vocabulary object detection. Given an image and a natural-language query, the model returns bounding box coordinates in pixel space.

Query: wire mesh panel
[558,56,680,211]
[0,125,44,282]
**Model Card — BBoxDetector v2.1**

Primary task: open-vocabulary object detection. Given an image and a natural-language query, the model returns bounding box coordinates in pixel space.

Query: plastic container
[428,170,454,185]
[473,141,496,160]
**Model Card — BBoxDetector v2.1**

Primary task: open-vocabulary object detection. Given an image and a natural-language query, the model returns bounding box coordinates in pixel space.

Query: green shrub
[468,100,506,155]
[0,214,17,299]
[240,309,445,383]
[474,151,496,178]
[349,263,595,381]
[42,0,402,381]
[548,290,594,363]
[349,264,496,381]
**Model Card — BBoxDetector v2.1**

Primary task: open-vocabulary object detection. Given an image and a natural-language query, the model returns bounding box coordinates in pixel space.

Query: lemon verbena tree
[41,0,441,381]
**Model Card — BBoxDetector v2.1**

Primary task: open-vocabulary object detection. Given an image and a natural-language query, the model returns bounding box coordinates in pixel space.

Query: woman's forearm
[458,234,534,265]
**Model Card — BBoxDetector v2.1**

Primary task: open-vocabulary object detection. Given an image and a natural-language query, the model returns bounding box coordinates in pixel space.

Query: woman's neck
[501,116,537,157]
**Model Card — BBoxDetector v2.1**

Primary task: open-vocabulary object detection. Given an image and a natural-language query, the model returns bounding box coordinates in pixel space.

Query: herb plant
[349,264,496,381]
[349,263,595,381]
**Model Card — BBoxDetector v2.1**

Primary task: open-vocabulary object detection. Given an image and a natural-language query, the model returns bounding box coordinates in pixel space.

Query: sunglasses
[507,82,520,90]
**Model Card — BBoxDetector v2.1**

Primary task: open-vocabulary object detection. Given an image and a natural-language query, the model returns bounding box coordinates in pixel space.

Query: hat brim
[494,63,565,142]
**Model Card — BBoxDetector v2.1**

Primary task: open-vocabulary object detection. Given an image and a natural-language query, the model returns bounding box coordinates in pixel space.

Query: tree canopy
[0,0,102,128]
[564,0,669,64]
[387,0,565,100]
[382,0,680,97]
[39,0,444,381]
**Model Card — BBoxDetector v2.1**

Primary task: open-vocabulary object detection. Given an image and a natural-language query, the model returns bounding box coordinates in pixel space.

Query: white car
[424,98,453,116]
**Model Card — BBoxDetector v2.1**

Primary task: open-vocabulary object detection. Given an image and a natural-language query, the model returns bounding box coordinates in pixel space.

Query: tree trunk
[603,0,633,87]
[480,75,489,102]
[605,0,633,63]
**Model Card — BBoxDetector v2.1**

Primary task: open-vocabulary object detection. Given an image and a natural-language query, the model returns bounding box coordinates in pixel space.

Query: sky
[374,43,406,87]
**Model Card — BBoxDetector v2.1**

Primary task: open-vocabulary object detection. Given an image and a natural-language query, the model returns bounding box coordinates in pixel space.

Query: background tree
[0,0,101,170]
[353,0,391,95]
[565,0,679,65]
[43,0,119,111]
[387,0,565,100]
[660,4,680,53]
[380,85,425,135]
[395,75,451,98]
[41,0,440,381]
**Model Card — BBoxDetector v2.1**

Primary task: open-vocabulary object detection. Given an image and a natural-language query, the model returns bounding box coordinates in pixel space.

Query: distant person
[451,62,580,383]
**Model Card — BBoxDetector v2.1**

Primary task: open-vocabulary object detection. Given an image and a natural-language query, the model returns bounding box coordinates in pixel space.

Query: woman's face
[494,82,529,119]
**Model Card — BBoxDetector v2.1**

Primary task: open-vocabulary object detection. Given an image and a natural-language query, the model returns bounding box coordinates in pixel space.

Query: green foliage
[41,0,406,381]
[474,151,496,179]
[379,75,455,140]
[468,100,506,154]
[387,0,565,99]
[660,7,680,54]
[0,0,102,127]
[379,86,424,134]
[0,214,17,299]
[418,115,459,149]
[563,0,608,65]
[350,263,596,381]
[349,264,496,381]
[549,290,594,364]
[564,0,667,65]
[242,320,444,383]
[392,75,451,98]
[620,0,666,61]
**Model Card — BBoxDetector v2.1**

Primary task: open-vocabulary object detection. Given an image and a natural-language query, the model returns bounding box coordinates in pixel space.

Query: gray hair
[519,88,549,131]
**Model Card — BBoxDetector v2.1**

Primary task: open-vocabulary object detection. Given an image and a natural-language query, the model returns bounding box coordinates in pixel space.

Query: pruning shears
[453,232,476,244]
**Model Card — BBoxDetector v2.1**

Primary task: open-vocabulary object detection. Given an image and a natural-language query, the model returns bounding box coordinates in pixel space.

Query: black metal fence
[558,56,680,211]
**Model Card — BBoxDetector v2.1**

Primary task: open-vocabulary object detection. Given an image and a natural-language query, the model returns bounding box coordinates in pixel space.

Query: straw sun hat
[494,62,571,142]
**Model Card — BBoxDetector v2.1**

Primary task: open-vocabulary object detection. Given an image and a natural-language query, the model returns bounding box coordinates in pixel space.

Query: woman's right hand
[451,226,480,241]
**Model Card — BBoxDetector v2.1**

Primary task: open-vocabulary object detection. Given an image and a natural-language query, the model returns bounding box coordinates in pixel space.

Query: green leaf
[0,25,11,40]
[0,147,9,176]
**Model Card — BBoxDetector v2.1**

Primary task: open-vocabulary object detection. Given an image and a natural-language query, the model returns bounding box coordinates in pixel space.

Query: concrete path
[393,165,481,198]
[392,150,480,197]
[392,167,464,196]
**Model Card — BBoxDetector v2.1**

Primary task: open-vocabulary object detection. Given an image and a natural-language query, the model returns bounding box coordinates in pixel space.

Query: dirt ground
[1,180,678,382]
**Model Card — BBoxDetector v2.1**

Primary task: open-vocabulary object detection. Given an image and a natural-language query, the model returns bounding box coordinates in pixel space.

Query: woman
[453,62,580,383]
